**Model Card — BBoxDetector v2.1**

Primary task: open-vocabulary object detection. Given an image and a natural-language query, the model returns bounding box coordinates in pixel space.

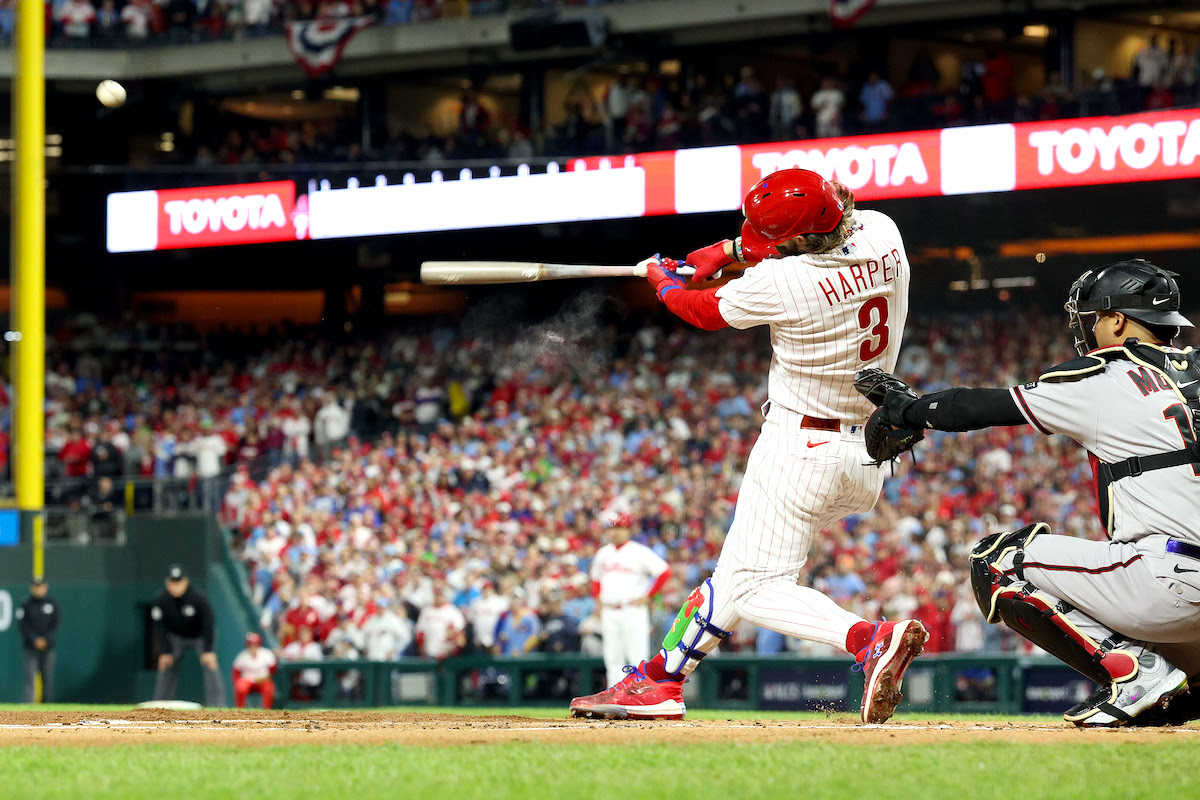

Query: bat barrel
[420,261,544,284]
[419,260,696,284]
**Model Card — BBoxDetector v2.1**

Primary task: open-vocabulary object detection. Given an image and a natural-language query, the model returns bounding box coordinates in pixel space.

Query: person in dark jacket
[17,578,61,703]
[150,564,226,706]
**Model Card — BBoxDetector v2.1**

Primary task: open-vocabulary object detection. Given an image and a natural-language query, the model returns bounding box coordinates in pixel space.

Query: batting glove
[642,255,686,301]
[685,240,735,283]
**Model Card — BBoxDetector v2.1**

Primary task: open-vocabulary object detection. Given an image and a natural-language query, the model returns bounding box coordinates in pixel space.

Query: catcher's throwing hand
[854,368,925,465]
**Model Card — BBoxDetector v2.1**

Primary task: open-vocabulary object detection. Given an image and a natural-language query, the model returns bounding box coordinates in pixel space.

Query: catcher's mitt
[854,368,925,466]
[862,408,925,466]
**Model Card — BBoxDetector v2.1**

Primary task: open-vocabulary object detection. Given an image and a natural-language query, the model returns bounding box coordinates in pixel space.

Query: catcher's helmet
[739,169,844,261]
[1065,259,1193,354]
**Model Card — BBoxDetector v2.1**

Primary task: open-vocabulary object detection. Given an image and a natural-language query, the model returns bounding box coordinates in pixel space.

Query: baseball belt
[1166,539,1200,561]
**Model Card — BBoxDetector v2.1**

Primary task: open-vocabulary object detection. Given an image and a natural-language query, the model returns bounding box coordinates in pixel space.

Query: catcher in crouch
[570,168,928,725]
[856,259,1200,727]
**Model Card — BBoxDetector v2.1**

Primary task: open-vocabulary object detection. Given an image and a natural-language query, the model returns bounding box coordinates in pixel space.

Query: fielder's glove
[854,368,925,466]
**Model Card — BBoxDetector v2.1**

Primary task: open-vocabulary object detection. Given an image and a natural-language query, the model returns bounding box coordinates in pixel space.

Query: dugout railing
[269,653,1095,715]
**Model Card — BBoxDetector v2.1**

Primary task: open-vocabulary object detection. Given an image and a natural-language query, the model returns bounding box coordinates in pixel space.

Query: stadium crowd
[17,0,603,48]
[23,302,1197,675]
[164,305,1164,668]
[186,34,1200,169]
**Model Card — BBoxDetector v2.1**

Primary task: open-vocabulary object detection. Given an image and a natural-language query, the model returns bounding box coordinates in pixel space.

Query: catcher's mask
[739,168,844,261]
[1064,259,1193,355]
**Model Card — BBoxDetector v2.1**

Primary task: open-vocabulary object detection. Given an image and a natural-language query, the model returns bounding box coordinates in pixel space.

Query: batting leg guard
[992,582,1139,688]
[969,522,1049,622]
[660,579,733,677]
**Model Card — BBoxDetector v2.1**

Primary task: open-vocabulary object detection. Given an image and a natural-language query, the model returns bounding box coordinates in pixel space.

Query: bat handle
[633,257,696,278]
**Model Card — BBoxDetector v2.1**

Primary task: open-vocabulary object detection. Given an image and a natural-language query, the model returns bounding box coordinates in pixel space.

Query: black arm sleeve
[899,388,1027,432]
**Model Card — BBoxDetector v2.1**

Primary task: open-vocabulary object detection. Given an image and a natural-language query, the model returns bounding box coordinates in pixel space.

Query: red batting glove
[685,240,734,283]
[644,256,686,302]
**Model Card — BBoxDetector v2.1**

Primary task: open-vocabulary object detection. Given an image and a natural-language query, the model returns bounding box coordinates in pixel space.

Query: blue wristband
[658,284,682,301]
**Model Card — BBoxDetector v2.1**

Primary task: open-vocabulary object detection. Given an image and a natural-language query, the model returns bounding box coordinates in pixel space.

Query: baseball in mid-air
[96,80,127,109]
[1035,252,1047,263]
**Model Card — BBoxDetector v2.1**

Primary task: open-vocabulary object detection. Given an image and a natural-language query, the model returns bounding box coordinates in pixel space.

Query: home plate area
[0,710,1196,747]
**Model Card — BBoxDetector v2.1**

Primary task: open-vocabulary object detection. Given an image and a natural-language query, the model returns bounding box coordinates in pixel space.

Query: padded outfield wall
[0,515,256,704]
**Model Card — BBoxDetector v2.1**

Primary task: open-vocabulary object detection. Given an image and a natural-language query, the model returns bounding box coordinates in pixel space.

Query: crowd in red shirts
[207,304,1193,664]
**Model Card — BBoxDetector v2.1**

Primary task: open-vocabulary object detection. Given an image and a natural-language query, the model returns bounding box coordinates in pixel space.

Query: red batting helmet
[245,632,263,646]
[739,169,844,261]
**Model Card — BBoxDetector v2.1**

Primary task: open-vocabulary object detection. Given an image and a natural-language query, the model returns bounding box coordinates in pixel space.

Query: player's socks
[846,621,875,655]
[642,652,672,682]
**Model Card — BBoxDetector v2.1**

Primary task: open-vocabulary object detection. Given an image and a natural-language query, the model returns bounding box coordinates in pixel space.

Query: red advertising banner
[1014,109,1200,190]
[155,181,298,249]
[107,109,1200,251]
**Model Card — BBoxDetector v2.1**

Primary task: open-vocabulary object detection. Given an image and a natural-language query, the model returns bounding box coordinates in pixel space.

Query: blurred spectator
[120,0,152,42]
[733,65,769,142]
[164,0,197,43]
[414,584,467,659]
[538,594,580,654]
[810,76,846,139]
[1132,34,1169,108]
[858,70,895,133]
[467,580,508,652]
[0,0,13,44]
[768,76,803,142]
[232,632,277,709]
[982,45,1014,122]
[362,599,414,659]
[281,625,324,699]
[58,0,96,45]
[495,595,542,656]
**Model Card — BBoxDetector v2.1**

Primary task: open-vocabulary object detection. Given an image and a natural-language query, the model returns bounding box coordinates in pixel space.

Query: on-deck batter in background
[571,167,928,724]
[589,512,672,686]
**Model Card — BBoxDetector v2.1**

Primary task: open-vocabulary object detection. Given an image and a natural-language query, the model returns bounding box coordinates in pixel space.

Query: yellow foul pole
[12,0,46,579]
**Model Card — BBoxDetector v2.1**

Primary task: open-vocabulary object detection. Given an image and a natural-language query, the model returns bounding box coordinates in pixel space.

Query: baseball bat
[420,260,695,284]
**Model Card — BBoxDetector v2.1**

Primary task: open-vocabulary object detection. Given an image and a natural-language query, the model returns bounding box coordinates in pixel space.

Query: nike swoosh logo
[806,441,827,448]
[1179,380,1197,388]
[1174,564,1198,574]
[1153,297,1170,305]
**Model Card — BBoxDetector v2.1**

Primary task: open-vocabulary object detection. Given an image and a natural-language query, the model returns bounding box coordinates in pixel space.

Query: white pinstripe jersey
[715,209,910,422]
[591,541,668,606]
[1011,345,1200,544]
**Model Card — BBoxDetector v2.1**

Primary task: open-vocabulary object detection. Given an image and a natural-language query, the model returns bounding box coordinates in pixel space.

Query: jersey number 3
[857,297,890,361]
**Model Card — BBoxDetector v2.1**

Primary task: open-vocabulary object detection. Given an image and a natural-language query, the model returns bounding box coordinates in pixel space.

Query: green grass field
[1,706,1194,800]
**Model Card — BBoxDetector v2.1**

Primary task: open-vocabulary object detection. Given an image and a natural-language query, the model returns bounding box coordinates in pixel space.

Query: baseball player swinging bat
[420,260,699,285]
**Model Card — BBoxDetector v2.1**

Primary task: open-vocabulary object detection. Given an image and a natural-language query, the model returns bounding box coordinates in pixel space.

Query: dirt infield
[0,709,1197,747]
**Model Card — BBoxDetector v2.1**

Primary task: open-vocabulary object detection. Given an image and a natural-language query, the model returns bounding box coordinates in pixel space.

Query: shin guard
[992,582,1139,687]
[970,522,1048,622]
[660,579,733,677]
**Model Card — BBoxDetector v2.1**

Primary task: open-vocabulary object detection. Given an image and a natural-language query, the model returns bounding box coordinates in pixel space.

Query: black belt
[1167,539,1200,561]
[1098,446,1200,482]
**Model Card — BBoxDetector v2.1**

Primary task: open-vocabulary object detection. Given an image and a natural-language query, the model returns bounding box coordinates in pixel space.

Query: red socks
[846,621,876,656]
[643,652,673,681]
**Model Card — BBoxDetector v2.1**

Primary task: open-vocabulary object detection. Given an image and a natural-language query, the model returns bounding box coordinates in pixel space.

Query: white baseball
[96,80,127,109]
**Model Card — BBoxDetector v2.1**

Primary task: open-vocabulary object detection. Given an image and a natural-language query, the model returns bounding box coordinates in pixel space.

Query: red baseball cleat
[569,662,686,720]
[855,619,928,724]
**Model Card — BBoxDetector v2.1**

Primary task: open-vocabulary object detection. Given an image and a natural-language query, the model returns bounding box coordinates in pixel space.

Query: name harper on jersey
[816,249,904,307]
